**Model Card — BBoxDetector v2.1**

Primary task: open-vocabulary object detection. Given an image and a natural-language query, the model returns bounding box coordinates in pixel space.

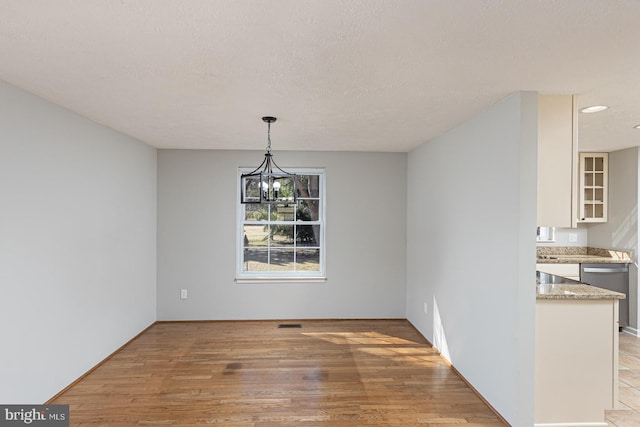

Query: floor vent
[278,323,302,328]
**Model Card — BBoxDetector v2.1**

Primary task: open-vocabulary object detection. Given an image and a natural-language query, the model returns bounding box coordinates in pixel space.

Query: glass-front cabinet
[578,152,608,223]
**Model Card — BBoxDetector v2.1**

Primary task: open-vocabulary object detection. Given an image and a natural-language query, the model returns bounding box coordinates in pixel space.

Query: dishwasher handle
[582,266,628,274]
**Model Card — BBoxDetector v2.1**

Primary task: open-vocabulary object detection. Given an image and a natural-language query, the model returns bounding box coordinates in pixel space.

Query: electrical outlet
[568,233,578,242]
[424,302,428,315]
[180,289,188,299]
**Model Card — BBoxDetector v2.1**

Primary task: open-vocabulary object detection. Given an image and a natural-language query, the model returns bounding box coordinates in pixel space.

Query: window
[237,168,325,282]
[537,227,555,242]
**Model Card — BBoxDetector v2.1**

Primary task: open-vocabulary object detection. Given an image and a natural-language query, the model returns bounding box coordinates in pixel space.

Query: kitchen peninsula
[535,272,624,427]
[536,246,632,327]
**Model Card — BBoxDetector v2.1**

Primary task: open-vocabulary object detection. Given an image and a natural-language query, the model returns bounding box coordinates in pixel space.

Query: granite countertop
[536,246,632,264]
[537,254,629,264]
[536,283,625,300]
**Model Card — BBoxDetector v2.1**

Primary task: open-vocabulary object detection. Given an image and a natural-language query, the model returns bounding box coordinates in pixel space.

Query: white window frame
[236,167,326,283]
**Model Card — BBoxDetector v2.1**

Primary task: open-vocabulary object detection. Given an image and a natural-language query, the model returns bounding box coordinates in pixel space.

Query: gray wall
[406,92,537,426]
[157,150,407,320]
[0,80,157,403]
[587,147,639,330]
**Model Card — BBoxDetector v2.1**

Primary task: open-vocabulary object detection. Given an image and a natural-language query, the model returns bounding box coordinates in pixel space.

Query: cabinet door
[579,152,608,222]
[537,95,578,228]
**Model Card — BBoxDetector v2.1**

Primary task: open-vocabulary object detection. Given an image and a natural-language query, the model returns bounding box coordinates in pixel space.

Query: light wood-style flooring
[50,320,506,426]
[607,332,640,426]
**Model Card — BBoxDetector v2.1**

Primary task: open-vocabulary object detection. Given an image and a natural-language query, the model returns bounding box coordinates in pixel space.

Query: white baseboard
[622,326,640,337]
[534,422,608,427]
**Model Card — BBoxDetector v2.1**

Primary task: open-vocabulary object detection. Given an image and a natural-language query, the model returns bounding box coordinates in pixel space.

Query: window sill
[235,276,327,284]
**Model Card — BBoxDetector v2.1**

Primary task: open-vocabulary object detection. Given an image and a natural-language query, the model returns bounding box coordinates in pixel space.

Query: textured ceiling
[1,0,639,152]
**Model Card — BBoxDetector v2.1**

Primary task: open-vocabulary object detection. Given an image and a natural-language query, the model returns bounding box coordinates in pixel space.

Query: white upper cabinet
[537,95,578,228]
[578,152,608,222]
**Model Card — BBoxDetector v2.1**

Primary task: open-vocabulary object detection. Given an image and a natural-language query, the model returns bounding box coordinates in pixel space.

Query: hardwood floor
[50,320,506,426]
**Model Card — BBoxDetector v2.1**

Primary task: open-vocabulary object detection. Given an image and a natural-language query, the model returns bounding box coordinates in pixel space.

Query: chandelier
[240,116,297,204]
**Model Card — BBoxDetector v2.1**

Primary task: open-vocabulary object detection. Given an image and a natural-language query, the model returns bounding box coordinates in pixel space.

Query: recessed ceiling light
[634,125,640,129]
[579,105,609,113]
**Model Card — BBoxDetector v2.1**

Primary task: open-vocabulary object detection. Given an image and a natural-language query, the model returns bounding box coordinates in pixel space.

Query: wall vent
[278,323,302,328]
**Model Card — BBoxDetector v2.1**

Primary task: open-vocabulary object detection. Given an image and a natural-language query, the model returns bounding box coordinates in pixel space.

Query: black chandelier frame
[240,116,297,204]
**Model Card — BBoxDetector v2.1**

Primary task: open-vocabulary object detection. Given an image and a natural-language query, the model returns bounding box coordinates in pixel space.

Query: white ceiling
[1,0,639,153]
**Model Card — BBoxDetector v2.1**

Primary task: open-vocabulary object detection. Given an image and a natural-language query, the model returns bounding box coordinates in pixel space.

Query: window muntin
[238,170,325,279]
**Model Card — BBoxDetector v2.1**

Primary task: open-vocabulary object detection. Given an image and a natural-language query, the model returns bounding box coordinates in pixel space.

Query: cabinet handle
[582,267,628,274]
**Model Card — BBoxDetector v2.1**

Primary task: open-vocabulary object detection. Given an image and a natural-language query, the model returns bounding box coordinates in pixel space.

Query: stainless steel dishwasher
[580,263,629,327]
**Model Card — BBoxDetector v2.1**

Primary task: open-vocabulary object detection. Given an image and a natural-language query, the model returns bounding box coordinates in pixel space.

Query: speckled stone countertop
[536,246,632,264]
[536,283,625,300]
